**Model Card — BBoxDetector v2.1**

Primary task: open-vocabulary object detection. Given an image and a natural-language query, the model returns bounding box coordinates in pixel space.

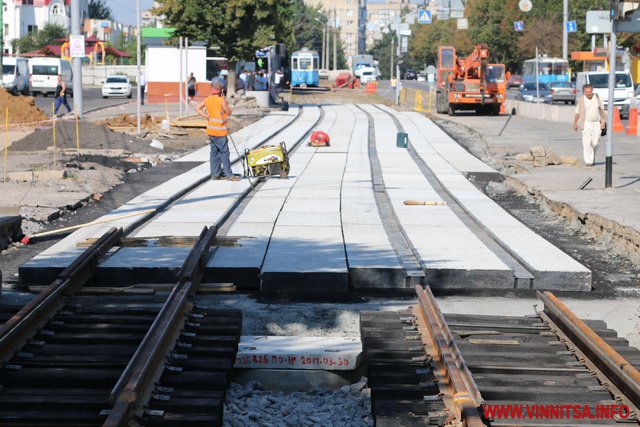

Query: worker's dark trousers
[209,135,232,179]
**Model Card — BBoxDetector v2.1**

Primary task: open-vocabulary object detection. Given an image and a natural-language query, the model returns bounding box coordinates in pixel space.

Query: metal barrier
[399,86,436,113]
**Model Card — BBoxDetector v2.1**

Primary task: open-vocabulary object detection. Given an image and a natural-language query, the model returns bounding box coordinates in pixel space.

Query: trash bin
[396,132,408,148]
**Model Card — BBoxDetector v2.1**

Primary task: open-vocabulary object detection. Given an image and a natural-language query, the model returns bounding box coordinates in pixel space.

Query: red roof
[21,44,130,58]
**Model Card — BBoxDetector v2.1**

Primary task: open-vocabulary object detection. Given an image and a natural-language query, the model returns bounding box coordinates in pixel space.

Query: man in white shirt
[573,84,606,166]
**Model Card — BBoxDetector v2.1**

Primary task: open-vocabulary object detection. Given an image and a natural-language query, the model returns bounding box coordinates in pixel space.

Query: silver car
[549,81,576,104]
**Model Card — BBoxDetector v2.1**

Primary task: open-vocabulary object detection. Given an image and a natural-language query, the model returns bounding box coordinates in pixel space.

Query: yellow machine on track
[244,142,290,178]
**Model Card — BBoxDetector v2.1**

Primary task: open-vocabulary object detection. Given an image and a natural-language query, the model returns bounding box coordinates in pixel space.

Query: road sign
[418,10,432,24]
[514,21,524,31]
[69,35,85,58]
[426,65,436,75]
[519,0,532,12]
[586,10,612,34]
[566,20,577,32]
[255,50,268,58]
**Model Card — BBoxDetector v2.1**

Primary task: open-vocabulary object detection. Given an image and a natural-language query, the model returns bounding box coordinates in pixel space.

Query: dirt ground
[0,109,261,245]
[0,88,49,125]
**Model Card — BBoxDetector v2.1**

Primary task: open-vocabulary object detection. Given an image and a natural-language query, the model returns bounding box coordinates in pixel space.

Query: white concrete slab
[388,108,590,290]
[359,104,513,289]
[20,107,318,286]
[235,336,362,370]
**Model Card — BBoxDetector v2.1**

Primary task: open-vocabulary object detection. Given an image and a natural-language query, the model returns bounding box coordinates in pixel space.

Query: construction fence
[398,86,437,113]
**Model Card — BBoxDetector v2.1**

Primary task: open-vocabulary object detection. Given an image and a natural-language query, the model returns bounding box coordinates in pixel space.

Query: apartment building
[3,0,88,55]
[305,0,366,64]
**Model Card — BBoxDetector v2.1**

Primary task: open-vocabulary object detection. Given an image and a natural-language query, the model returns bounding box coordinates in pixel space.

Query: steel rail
[538,291,640,416]
[0,227,123,364]
[415,285,485,427]
[104,225,219,427]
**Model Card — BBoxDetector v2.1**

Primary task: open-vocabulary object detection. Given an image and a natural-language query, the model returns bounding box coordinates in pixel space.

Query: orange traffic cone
[499,103,506,115]
[626,107,638,135]
[613,107,625,133]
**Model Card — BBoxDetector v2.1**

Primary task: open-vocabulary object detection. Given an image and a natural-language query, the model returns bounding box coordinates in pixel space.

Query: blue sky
[107,0,155,26]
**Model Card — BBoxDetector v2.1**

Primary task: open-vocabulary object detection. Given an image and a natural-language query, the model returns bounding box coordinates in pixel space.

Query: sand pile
[99,113,160,128]
[0,89,49,125]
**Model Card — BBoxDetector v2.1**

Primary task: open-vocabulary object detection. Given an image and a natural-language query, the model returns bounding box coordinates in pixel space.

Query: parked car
[2,57,30,95]
[28,57,73,97]
[516,82,552,102]
[101,75,132,98]
[507,73,523,88]
[404,69,417,80]
[417,73,427,82]
[548,81,576,104]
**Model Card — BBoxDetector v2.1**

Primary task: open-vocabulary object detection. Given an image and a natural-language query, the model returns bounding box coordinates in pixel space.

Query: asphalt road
[33,87,135,115]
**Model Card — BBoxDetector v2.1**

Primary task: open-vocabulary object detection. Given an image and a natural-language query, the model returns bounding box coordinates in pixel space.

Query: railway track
[0,226,242,426]
[363,286,640,426]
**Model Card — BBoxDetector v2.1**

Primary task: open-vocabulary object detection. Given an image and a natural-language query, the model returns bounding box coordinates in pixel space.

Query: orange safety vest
[204,95,228,137]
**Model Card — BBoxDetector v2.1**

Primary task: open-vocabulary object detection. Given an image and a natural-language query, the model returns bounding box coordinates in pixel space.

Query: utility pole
[136,0,141,136]
[321,25,326,70]
[390,37,394,80]
[71,0,83,117]
[178,36,183,117]
[333,8,337,71]
[185,37,189,113]
[562,0,568,60]
[606,20,617,188]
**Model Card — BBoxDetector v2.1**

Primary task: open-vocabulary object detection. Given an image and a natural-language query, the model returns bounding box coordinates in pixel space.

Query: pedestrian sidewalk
[438,113,640,260]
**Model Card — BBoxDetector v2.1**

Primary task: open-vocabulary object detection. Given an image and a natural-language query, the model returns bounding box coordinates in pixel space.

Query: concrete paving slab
[360,104,514,289]
[391,110,591,290]
[205,222,274,287]
[20,107,320,286]
[377,106,496,174]
[96,247,190,285]
[235,336,362,370]
[261,225,348,293]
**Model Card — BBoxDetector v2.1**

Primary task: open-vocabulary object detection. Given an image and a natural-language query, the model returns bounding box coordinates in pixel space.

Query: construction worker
[196,79,240,181]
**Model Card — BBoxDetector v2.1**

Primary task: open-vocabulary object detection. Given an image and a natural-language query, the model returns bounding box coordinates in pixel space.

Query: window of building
[347,0,352,4]
[347,9,353,16]
[51,4,61,15]
[3,24,7,37]
[3,3,6,13]
[347,20,353,28]
[27,25,37,33]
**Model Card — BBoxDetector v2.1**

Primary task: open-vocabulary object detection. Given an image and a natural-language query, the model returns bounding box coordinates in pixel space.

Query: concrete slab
[391,109,591,291]
[235,336,362,370]
[96,247,190,285]
[359,104,514,289]
[19,107,319,287]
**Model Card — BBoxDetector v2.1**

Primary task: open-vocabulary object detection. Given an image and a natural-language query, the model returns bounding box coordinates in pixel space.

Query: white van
[28,58,73,97]
[576,71,634,118]
[2,57,30,95]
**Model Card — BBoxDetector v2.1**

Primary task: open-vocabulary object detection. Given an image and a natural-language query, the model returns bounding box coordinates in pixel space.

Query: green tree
[409,19,473,72]
[12,23,67,54]
[369,30,395,79]
[157,0,295,92]
[88,0,113,20]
